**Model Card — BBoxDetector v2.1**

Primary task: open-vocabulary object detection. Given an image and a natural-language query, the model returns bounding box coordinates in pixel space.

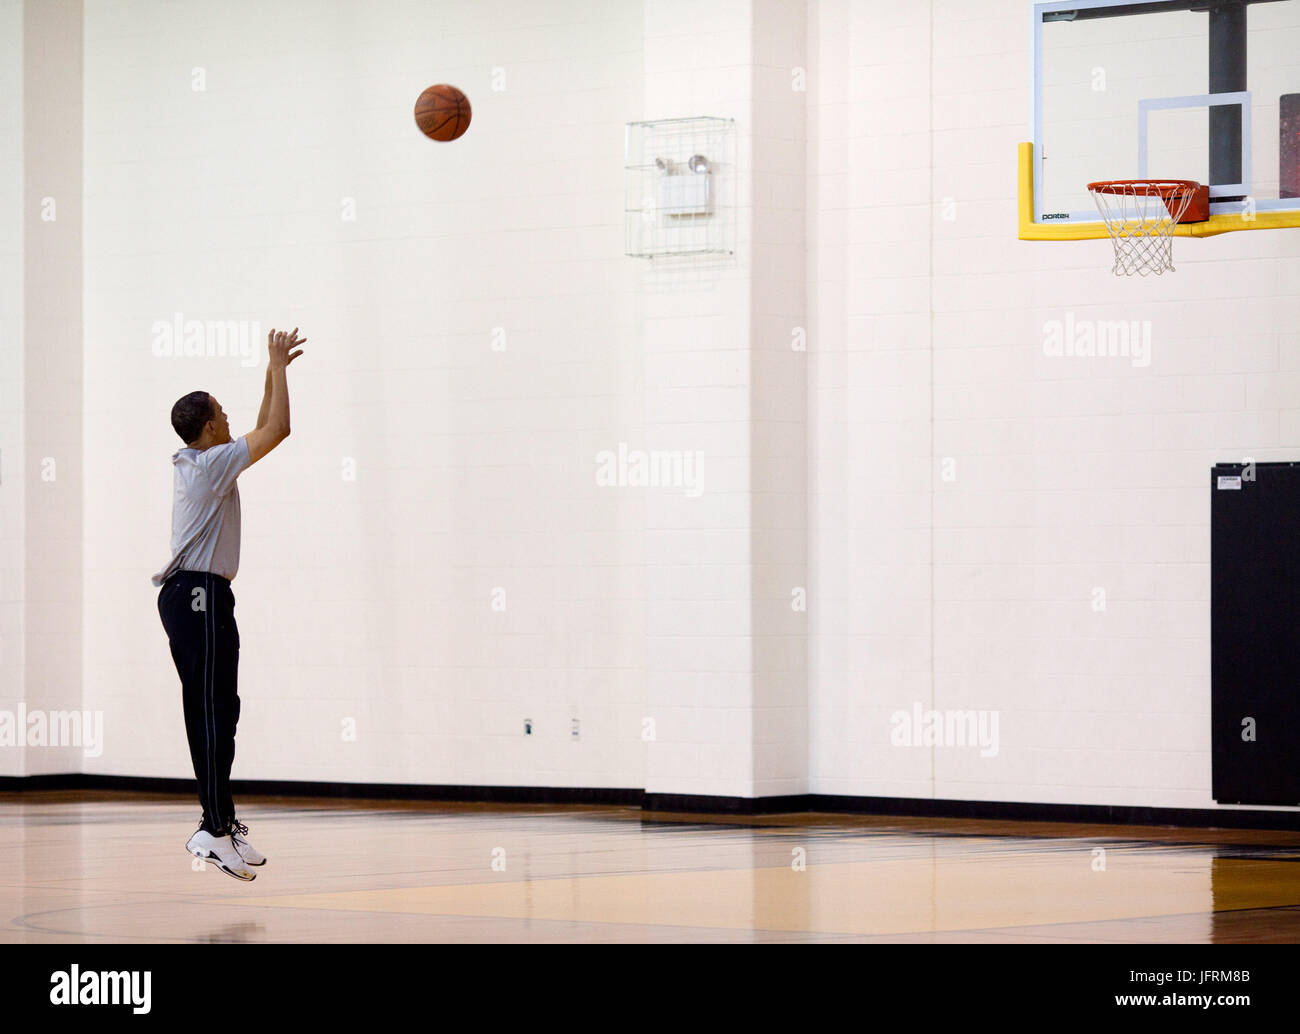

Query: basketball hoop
[1086,179,1209,276]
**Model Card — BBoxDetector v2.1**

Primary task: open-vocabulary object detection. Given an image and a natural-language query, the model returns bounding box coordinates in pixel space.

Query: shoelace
[229,820,250,841]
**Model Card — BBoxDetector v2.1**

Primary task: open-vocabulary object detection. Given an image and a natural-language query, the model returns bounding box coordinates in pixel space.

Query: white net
[1087,181,1197,277]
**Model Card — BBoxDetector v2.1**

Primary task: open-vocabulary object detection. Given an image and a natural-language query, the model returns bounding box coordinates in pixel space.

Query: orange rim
[1087,179,1201,199]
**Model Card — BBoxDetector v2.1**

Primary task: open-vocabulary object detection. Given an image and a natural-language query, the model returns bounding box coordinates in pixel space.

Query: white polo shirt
[151,435,252,586]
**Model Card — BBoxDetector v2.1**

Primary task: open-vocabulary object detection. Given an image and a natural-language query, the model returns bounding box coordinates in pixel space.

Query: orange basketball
[414,84,471,142]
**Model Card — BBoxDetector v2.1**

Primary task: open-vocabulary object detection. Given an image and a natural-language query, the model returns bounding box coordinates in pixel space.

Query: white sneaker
[186,828,256,882]
[228,820,266,866]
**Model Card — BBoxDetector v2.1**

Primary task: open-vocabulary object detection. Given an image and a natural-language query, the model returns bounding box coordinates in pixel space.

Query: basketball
[414,84,471,142]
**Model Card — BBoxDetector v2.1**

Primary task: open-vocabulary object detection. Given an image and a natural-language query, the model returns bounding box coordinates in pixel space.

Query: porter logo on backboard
[50,966,151,1014]
[1043,313,1151,367]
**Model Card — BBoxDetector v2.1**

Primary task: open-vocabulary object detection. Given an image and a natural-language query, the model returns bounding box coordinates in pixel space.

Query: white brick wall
[809,0,1300,811]
[641,0,757,798]
[80,0,651,788]
[0,0,23,777]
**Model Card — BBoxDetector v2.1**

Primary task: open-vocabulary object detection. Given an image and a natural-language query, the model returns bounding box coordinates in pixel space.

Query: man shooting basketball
[152,327,305,881]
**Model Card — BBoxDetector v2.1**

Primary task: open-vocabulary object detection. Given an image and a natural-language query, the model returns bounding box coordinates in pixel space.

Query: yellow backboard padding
[1017,142,1300,241]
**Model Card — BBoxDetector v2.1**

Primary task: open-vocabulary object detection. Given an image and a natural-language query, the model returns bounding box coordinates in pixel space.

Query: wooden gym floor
[2,791,1299,943]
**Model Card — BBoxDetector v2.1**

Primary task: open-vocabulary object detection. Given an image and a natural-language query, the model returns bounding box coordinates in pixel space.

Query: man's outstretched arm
[246,328,305,465]
[255,326,304,429]
[255,365,273,430]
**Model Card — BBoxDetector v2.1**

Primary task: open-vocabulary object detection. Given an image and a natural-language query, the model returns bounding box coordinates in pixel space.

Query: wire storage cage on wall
[624,116,735,259]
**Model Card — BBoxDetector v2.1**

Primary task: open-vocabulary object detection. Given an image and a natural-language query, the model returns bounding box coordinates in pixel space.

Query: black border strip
[0,774,643,807]
[2,774,1298,830]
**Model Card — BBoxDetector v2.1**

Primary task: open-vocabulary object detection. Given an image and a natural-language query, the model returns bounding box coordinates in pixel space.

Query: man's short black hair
[170,391,213,445]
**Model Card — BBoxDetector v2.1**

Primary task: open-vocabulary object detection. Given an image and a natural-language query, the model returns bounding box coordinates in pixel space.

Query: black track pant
[157,570,241,835]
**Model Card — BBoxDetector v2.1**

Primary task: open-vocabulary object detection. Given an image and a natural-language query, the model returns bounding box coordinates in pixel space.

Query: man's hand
[268,327,306,369]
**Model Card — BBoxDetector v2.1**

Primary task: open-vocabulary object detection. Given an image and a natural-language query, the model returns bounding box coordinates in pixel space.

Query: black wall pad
[1212,461,1300,805]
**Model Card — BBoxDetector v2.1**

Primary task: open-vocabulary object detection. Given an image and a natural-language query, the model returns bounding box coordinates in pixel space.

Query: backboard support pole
[1209,2,1247,196]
